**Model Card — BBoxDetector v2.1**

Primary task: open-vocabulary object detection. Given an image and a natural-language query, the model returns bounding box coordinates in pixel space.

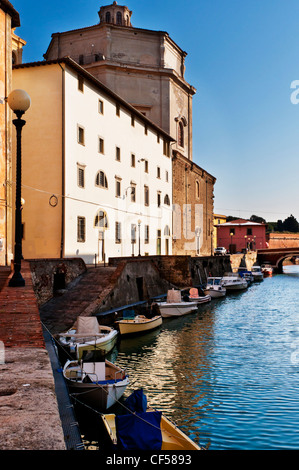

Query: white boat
[58,317,118,360]
[63,359,129,410]
[203,277,226,298]
[101,389,201,451]
[116,314,162,336]
[187,287,211,304]
[156,289,198,318]
[261,263,273,277]
[221,272,248,291]
[251,266,264,282]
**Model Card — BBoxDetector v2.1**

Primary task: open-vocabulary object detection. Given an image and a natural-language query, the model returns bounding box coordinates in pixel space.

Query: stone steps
[39,265,118,335]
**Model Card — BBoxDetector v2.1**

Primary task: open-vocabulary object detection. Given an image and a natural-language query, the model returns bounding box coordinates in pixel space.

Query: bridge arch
[257,248,299,273]
[275,253,299,273]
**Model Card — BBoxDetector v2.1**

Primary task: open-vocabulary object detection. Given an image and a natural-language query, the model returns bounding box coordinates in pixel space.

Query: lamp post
[7,89,31,287]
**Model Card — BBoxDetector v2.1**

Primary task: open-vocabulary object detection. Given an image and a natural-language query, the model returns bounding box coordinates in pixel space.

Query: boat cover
[124,388,147,412]
[116,411,162,450]
[76,317,99,335]
[167,289,181,303]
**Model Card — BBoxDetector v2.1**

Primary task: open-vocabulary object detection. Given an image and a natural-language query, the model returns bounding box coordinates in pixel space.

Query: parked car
[214,247,227,255]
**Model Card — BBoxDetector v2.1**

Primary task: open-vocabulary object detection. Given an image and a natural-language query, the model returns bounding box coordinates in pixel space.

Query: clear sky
[11,0,299,222]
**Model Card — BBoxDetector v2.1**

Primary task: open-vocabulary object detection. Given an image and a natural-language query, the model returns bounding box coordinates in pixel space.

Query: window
[77,217,85,242]
[178,121,184,147]
[115,222,121,244]
[144,185,149,206]
[116,103,120,116]
[144,160,148,173]
[98,99,104,114]
[163,139,170,157]
[164,194,170,206]
[131,224,137,244]
[78,126,85,145]
[105,11,111,23]
[116,147,121,161]
[98,137,104,154]
[94,210,108,228]
[130,182,136,202]
[247,228,252,235]
[196,181,200,199]
[144,225,149,244]
[157,191,161,207]
[95,171,108,188]
[157,167,160,179]
[131,153,135,167]
[78,75,84,92]
[77,165,85,188]
[116,11,122,25]
[164,225,171,236]
[165,170,169,182]
[115,177,122,197]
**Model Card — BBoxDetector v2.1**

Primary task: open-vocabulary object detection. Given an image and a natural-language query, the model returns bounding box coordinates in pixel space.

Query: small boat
[58,317,118,360]
[116,314,162,336]
[101,389,201,451]
[238,269,254,285]
[261,263,273,277]
[221,272,248,291]
[155,289,198,318]
[251,266,264,282]
[186,287,211,304]
[203,277,226,298]
[63,359,129,410]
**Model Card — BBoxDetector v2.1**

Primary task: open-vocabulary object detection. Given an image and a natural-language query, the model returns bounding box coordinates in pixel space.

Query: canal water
[77,265,299,450]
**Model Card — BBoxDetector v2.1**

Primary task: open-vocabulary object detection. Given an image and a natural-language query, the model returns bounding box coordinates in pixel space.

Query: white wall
[64,65,173,264]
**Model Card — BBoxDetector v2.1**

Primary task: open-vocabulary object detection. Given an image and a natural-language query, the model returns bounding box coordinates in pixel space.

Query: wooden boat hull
[63,359,129,410]
[59,328,118,360]
[156,302,198,318]
[101,412,201,450]
[116,315,162,336]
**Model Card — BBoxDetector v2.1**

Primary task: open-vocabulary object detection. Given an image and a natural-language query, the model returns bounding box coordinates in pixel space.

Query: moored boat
[251,266,264,281]
[203,277,226,298]
[261,263,273,277]
[186,287,211,304]
[221,272,248,291]
[101,389,201,451]
[116,314,162,336]
[156,289,198,318]
[58,317,118,360]
[63,359,129,410]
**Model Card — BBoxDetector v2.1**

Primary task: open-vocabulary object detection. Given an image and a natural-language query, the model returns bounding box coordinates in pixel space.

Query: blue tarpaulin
[116,410,162,450]
[124,388,147,413]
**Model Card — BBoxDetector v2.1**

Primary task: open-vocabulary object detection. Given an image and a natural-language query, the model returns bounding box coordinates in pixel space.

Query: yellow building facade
[213,214,227,250]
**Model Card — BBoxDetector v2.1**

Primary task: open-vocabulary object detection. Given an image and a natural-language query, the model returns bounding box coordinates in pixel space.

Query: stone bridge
[257,247,299,273]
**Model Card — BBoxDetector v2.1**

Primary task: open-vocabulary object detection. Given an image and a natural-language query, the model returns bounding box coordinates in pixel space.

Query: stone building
[43,1,216,257]
[12,57,174,263]
[0,0,21,266]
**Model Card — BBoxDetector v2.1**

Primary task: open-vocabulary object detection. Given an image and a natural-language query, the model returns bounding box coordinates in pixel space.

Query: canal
[76,265,299,450]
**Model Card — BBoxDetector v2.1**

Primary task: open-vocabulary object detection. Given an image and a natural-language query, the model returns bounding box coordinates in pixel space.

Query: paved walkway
[0,262,66,450]
[0,263,45,348]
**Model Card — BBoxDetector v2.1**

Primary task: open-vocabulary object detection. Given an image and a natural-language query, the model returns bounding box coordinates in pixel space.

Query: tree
[282,214,299,232]
[250,214,266,224]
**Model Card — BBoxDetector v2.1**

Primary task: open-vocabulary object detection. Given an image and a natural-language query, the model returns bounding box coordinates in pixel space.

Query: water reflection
[78,266,299,450]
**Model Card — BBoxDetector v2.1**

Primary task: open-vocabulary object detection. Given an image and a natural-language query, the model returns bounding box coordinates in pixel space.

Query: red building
[215,218,267,253]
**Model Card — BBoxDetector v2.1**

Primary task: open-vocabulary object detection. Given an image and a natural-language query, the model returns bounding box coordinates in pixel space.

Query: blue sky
[11,0,299,222]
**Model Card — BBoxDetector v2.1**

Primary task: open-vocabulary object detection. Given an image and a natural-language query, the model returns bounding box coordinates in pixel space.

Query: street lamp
[7,89,31,287]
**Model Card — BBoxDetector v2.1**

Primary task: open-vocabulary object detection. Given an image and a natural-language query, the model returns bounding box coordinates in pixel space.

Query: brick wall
[172,151,216,256]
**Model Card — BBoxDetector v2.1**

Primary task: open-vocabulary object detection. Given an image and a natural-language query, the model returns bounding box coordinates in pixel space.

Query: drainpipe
[58,63,65,258]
